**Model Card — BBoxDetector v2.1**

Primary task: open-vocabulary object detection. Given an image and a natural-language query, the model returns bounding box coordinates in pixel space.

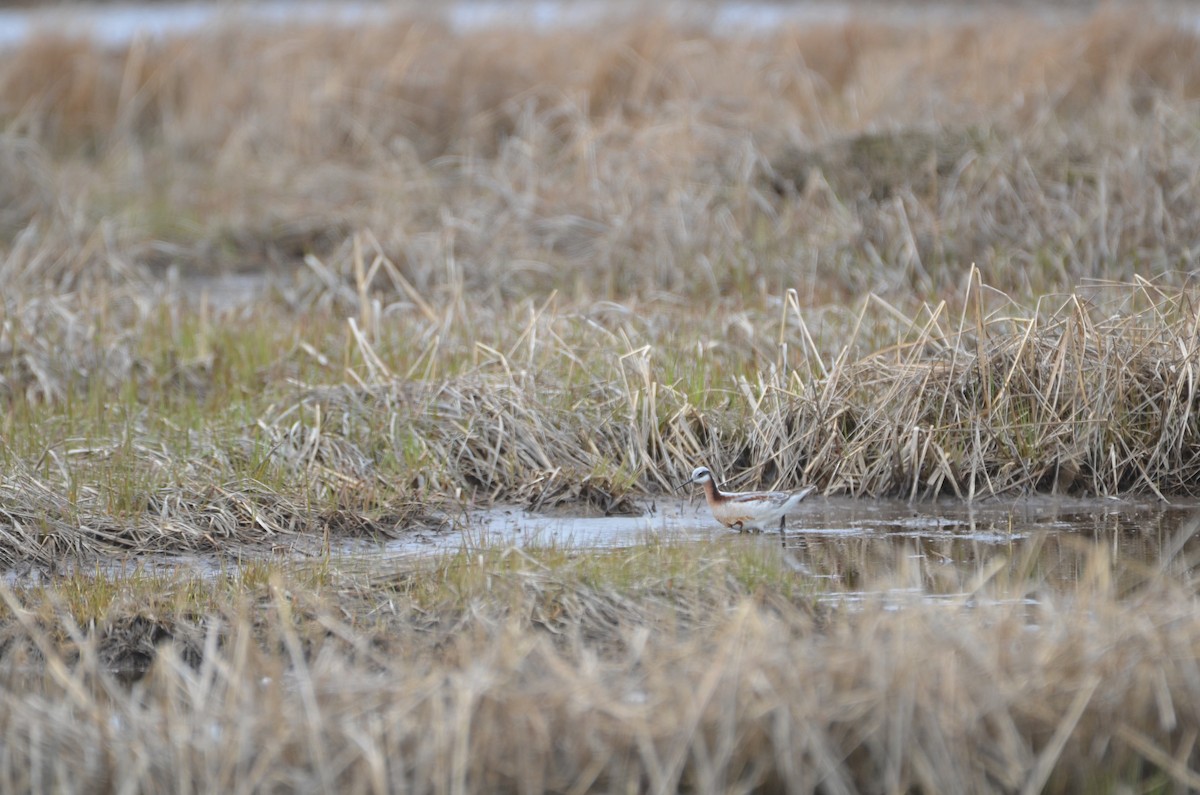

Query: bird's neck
[703,479,724,504]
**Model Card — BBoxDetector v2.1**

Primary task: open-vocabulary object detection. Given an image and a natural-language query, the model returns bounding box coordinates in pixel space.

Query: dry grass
[2,8,1200,558]
[2,8,1200,299]
[0,540,1197,793]
[6,264,1200,568]
[4,6,1200,789]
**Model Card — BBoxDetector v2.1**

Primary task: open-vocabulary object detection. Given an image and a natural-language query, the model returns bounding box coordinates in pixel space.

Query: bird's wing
[727,491,792,507]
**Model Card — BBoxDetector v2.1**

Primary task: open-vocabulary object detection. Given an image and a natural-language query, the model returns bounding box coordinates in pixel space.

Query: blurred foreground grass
[1,532,1198,792]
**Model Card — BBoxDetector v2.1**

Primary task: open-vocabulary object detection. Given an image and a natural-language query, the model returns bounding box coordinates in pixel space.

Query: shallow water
[339,494,1200,595]
[778,495,1200,596]
[13,495,1199,601]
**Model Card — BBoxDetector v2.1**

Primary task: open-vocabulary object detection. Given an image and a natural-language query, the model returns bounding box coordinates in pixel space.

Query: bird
[684,466,816,533]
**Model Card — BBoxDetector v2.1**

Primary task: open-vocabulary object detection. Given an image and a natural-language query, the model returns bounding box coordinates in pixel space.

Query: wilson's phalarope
[685,466,816,533]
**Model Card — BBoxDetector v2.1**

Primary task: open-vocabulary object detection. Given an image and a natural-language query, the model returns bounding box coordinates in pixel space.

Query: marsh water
[339,495,1200,598]
[11,495,1199,601]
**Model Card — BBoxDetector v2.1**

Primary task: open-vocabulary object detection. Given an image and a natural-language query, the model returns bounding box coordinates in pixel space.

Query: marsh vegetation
[3,3,1200,790]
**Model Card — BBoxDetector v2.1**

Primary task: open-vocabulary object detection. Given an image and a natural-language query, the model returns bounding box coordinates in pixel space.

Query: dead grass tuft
[7,271,1200,568]
[267,276,1200,503]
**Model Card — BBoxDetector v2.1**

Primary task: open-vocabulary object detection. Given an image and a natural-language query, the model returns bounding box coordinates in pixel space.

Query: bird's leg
[731,521,744,534]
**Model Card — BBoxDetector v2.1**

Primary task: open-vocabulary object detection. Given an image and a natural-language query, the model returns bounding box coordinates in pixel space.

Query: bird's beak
[675,478,692,493]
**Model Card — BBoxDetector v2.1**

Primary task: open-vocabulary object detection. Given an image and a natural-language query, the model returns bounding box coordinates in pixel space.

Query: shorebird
[685,466,816,533]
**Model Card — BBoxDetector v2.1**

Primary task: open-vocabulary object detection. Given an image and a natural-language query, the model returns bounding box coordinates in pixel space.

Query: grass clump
[6,260,1200,566]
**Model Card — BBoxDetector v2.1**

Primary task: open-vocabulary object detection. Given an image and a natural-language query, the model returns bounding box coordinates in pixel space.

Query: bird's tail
[786,485,817,511]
